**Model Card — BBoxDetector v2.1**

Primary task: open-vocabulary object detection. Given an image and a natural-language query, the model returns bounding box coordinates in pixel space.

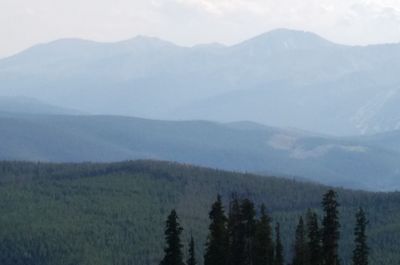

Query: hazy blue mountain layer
[0,96,82,115]
[0,111,399,191]
[1,29,400,135]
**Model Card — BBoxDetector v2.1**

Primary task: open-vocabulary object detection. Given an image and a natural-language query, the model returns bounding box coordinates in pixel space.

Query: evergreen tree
[253,204,274,265]
[187,234,196,265]
[322,190,340,265]
[292,216,307,265]
[160,209,185,265]
[306,210,322,265]
[204,195,228,265]
[352,208,369,265]
[241,198,256,265]
[274,223,284,265]
[228,196,246,265]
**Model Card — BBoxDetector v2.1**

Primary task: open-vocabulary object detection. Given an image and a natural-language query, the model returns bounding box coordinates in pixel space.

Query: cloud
[173,0,271,16]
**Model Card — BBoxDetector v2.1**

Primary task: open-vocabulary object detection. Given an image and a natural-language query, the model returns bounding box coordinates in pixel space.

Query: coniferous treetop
[274,223,284,265]
[352,208,369,265]
[322,190,341,265]
[292,216,307,265]
[187,234,197,265]
[160,209,185,265]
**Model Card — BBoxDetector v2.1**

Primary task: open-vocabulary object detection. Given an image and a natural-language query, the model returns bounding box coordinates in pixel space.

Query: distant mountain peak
[127,35,167,43]
[47,38,100,45]
[117,35,179,49]
[234,28,337,51]
[264,28,319,36]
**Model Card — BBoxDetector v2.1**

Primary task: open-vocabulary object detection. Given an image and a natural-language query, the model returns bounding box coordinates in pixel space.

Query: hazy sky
[2,0,400,58]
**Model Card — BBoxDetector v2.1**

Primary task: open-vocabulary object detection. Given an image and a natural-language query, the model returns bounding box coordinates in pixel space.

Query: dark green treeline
[352,208,369,265]
[160,190,369,265]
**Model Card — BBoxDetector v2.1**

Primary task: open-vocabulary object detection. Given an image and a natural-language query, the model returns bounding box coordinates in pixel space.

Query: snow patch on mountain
[351,88,399,134]
[268,134,367,159]
[267,134,297,150]
[290,144,367,159]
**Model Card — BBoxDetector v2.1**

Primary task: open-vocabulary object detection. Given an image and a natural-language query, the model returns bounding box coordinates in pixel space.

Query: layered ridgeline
[1,29,400,135]
[0,160,399,265]
[0,110,399,191]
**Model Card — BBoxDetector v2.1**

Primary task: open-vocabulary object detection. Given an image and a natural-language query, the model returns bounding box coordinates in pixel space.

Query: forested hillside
[1,112,400,191]
[0,160,398,265]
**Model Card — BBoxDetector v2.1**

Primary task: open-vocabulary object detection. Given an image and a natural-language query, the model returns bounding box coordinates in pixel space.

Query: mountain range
[1,29,400,136]
[0,98,399,191]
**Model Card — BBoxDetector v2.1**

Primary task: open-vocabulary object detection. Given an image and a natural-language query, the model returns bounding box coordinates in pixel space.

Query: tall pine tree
[253,204,274,265]
[322,190,340,265]
[352,208,369,265]
[274,223,284,265]
[241,198,256,265]
[228,196,246,265]
[306,209,322,265]
[204,195,228,265]
[187,234,196,265]
[292,216,307,265]
[160,209,185,265]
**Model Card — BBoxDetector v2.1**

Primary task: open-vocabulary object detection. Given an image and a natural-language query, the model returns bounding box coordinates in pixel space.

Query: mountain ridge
[5,28,391,58]
[0,29,333,60]
[0,111,399,191]
[1,29,400,135]
[3,28,400,63]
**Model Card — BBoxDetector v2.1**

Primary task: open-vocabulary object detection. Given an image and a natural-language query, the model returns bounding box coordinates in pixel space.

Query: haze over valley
[1,29,400,192]
[0,94,400,191]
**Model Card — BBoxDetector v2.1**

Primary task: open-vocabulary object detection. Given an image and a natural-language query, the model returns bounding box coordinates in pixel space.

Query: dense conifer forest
[0,160,398,264]
[160,190,369,265]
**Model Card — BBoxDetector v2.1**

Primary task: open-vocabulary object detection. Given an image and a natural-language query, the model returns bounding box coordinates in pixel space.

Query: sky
[1,0,400,58]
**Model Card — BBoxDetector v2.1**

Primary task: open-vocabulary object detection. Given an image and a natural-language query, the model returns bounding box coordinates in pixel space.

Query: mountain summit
[234,28,337,51]
[116,35,179,50]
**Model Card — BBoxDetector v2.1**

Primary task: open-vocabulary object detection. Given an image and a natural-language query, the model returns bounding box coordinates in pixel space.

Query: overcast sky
[2,0,400,58]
